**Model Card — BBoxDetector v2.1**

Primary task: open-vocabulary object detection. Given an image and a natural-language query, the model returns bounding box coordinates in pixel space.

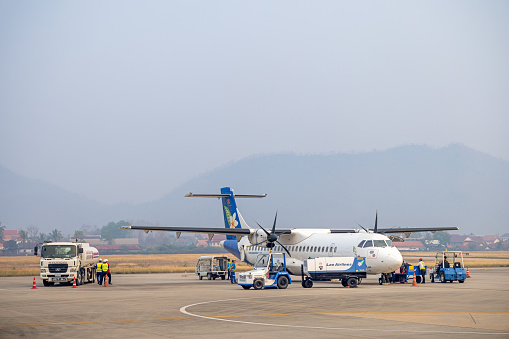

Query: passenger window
[334,247,337,252]
[325,247,328,252]
[358,240,366,247]
[314,246,317,252]
[322,247,325,252]
[363,240,373,247]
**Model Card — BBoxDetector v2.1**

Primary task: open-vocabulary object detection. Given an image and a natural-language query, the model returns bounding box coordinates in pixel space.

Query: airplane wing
[121,225,250,235]
[376,226,459,238]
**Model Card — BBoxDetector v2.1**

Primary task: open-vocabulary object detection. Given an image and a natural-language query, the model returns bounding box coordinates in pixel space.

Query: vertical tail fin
[221,187,249,239]
[185,187,266,240]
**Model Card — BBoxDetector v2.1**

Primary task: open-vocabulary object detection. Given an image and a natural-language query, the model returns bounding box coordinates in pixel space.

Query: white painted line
[180,297,509,336]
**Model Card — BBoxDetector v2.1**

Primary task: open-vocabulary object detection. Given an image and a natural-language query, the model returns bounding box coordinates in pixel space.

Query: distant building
[393,241,425,251]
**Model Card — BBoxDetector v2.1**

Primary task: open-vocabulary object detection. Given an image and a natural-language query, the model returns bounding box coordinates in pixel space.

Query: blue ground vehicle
[391,262,427,284]
[430,251,466,283]
[237,252,291,290]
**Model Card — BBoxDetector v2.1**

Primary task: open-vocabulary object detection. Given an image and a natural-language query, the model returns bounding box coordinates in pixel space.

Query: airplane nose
[387,250,403,271]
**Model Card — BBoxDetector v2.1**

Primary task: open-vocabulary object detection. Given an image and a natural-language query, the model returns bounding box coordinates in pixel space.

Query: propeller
[248,211,291,257]
[374,210,378,233]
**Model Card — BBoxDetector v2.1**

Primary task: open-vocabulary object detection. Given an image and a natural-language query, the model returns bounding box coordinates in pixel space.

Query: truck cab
[238,252,291,290]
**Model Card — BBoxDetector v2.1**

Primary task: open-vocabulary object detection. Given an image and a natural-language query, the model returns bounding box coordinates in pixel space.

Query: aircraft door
[329,243,335,257]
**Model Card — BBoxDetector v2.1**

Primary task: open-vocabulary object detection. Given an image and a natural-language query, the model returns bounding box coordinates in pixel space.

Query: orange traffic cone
[412,273,417,287]
[104,277,108,287]
[31,277,37,289]
[467,268,471,278]
[72,277,77,288]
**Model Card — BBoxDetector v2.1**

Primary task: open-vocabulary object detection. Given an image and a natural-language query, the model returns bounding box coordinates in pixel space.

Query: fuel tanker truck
[34,240,99,286]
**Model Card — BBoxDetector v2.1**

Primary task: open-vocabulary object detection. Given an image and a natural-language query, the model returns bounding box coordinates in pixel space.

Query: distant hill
[1,144,508,235]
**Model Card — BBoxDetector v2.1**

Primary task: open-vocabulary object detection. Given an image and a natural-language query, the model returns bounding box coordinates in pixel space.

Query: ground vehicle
[34,241,99,286]
[430,251,466,283]
[301,256,367,288]
[391,262,427,284]
[195,255,229,280]
[237,252,291,290]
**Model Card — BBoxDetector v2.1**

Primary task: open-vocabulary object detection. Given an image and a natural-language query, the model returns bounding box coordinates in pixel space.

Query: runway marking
[180,297,509,335]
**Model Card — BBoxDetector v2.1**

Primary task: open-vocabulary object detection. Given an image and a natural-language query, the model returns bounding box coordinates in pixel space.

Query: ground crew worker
[230,259,236,284]
[227,259,231,280]
[103,259,111,285]
[97,258,103,285]
[418,258,425,284]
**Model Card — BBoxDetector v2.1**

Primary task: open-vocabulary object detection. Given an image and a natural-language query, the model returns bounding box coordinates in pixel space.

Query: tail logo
[224,206,238,228]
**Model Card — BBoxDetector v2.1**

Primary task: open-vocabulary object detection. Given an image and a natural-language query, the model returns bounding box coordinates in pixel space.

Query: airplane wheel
[303,279,313,288]
[277,276,289,289]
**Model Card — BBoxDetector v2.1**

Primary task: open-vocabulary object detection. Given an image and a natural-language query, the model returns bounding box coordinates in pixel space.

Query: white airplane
[121,187,458,282]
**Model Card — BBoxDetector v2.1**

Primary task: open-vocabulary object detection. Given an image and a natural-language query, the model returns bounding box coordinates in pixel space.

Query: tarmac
[0,267,508,338]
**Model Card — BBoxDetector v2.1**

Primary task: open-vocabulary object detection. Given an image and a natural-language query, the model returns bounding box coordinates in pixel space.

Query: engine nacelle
[248,229,267,245]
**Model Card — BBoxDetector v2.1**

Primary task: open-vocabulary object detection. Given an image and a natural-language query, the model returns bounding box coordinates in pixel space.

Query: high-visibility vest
[227,262,231,270]
[418,262,425,270]
[231,262,236,272]
[102,262,109,272]
[96,262,103,273]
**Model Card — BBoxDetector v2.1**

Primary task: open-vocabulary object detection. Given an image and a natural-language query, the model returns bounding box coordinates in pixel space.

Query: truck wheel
[342,279,348,287]
[43,279,54,286]
[416,275,422,284]
[253,279,264,290]
[440,272,446,283]
[346,277,358,288]
[242,285,251,290]
[303,279,313,288]
[277,276,289,289]
[199,275,203,280]
[221,275,225,280]
[458,279,465,283]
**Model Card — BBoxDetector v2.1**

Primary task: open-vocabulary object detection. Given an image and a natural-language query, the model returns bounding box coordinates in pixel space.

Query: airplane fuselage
[222,229,403,276]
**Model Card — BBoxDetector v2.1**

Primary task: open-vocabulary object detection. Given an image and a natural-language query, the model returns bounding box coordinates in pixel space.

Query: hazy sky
[1,1,508,204]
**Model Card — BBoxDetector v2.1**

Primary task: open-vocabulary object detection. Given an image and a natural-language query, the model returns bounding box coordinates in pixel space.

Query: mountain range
[1,144,508,235]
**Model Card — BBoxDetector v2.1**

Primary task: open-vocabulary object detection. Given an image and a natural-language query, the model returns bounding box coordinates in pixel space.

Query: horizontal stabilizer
[185,193,267,198]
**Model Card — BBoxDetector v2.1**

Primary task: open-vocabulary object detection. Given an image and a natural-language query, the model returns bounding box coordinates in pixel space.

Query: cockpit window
[385,240,395,247]
[358,240,366,247]
[374,240,386,247]
[363,240,373,248]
